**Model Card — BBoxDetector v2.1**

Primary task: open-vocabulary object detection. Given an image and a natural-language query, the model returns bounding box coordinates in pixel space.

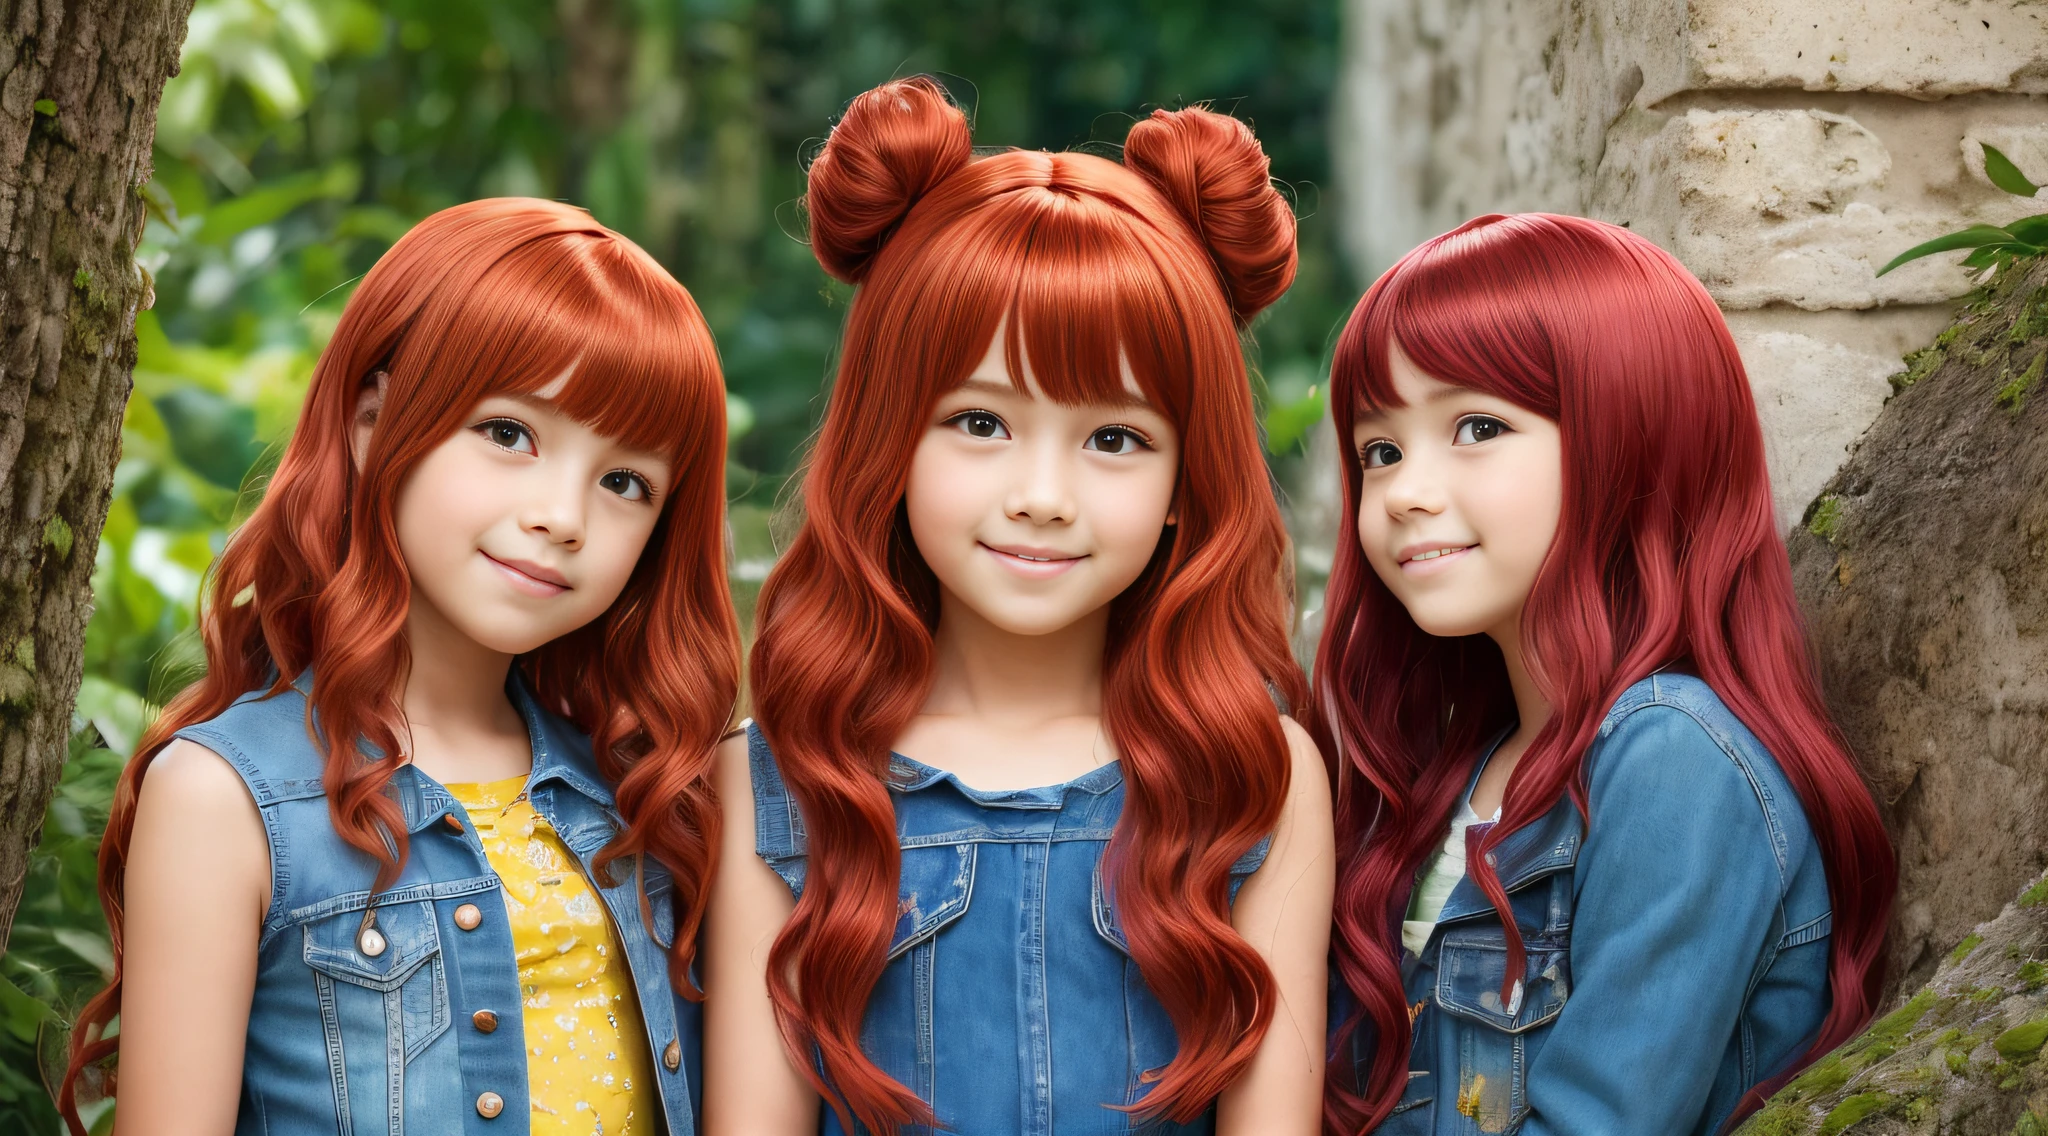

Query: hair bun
[1122,107,1297,323]
[804,77,973,284]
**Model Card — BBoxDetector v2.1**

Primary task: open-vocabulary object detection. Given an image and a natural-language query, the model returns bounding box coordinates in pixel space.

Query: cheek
[393,442,491,574]
[903,440,991,557]
[1474,446,1564,578]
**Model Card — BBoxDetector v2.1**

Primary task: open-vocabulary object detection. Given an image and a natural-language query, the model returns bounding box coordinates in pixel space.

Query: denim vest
[748,723,1270,1135]
[1349,674,1833,1136]
[178,675,701,1136]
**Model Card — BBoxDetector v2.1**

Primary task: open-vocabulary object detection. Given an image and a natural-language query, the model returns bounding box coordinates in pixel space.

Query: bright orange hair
[750,77,1306,1133]
[61,198,740,1132]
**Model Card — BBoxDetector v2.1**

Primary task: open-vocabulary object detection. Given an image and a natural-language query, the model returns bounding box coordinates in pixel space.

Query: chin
[1405,607,1502,641]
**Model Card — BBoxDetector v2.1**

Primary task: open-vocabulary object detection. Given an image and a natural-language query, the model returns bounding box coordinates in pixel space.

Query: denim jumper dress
[748,723,1271,1135]
[178,674,702,1135]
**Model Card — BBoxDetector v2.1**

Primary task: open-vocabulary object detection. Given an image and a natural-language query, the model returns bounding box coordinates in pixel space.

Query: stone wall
[1332,0,2048,527]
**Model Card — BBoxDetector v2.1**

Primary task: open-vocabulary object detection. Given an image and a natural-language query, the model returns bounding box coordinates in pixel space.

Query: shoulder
[1583,674,1793,873]
[1590,674,1769,797]
[1277,716,1331,808]
[174,681,319,783]
[135,739,269,859]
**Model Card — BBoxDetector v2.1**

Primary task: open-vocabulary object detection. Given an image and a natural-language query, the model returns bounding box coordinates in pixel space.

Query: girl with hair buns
[63,198,738,1136]
[701,77,1334,1135]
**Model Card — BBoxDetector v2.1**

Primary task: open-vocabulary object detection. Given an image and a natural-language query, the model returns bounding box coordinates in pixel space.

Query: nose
[520,470,587,549]
[1379,448,1447,520]
[1005,434,1077,525]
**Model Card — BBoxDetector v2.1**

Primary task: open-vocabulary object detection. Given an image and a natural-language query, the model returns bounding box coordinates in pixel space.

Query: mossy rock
[1732,868,2048,1134]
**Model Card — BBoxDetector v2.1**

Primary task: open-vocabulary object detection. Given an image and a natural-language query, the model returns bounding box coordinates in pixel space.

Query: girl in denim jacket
[1314,214,1897,1135]
[62,199,740,1136]
[700,78,1333,1136]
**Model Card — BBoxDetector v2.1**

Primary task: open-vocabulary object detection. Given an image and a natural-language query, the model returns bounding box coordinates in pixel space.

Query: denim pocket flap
[1434,937,1570,1034]
[888,843,975,959]
[302,899,443,990]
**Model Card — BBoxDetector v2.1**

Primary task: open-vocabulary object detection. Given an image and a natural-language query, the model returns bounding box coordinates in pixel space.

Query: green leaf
[1983,143,2042,199]
[1262,385,1327,453]
[51,930,113,979]
[2008,214,2048,245]
[31,98,55,117]
[194,163,361,245]
[1876,225,2017,277]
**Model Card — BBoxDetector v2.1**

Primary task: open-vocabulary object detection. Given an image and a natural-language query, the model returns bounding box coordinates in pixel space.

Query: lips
[1396,541,1475,565]
[482,552,571,595]
[980,541,1086,578]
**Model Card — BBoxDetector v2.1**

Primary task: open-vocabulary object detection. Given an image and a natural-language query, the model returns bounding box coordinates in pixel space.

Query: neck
[1488,614,1552,742]
[923,592,1107,724]
[399,592,520,743]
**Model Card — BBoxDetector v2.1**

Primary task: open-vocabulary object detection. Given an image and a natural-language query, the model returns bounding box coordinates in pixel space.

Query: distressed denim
[1350,674,1833,1136]
[178,674,700,1136]
[748,723,1269,1135]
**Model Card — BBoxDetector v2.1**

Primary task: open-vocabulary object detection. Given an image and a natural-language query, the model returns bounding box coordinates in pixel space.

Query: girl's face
[1350,344,1563,641]
[390,377,674,656]
[904,332,1180,637]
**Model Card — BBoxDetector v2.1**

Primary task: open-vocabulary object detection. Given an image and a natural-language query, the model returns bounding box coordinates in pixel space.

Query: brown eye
[1084,426,1150,454]
[476,418,536,454]
[600,469,650,502]
[1361,440,1402,468]
[947,411,1009,440]
[1454,416,1508,445]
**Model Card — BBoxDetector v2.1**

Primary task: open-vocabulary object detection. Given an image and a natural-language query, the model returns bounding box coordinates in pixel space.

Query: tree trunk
[0,0,193,955]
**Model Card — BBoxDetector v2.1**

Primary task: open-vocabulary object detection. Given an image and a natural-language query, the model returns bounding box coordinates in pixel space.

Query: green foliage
[1877,144,2046,282]
[1,2,1347,1129]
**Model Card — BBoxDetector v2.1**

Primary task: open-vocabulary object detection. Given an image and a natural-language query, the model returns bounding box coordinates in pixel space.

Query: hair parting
[61,199,740,1134]
[755,76,1304,1133]
[1313,214,1896,1134]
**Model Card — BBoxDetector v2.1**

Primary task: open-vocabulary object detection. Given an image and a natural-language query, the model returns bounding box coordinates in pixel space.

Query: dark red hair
[62,198,740,1132]
[750,77,1305,1133]
[1312,214,1896,1133]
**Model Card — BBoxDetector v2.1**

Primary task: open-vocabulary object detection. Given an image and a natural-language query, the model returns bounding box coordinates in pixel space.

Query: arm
[1215,717,1335,1136]
[1518,706,1784,1135]
[701,733,819,1136]
[112,740,270,1136]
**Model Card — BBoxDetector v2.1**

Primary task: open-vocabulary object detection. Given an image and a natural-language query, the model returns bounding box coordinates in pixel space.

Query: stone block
[1665,0,2048,101]
[1728,320,1900,528]
[1596,104,2048,312]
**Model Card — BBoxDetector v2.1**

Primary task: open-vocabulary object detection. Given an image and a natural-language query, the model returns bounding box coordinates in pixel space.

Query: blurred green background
[0,1,1344,1129]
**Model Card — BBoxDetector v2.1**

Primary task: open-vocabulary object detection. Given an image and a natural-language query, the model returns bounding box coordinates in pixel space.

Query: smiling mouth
[1406,545,1472,563]
[482,552,571,596]
[980,542,1087,576]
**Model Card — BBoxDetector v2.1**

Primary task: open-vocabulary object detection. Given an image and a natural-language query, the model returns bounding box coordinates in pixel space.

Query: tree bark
[0,0,193,955]
[1734,256,2048,1131]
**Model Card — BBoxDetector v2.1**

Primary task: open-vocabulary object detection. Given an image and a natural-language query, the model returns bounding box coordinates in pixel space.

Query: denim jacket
[1354,673,1833,1135]
[748,723,1270,1135]
[177,674,701,1135]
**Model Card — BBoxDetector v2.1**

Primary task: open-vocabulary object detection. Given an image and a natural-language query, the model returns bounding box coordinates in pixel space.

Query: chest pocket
[888,843,976,959]
[302,899,451,1074]
[1427,931,1572,1133]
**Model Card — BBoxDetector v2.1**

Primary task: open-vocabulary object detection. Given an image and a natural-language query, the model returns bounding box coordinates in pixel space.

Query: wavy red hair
[1312,214,1896,1133]
[61,198,740,1133]
[750,77,1306,1133]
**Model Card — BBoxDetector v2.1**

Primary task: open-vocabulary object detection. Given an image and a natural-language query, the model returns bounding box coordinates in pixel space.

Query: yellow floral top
[446,775,657,1136]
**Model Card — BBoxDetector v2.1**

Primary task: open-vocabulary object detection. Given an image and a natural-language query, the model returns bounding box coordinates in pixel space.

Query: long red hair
[1313,214,1896,1133]
[61,198,740,1133]
[750,77,1306,1133]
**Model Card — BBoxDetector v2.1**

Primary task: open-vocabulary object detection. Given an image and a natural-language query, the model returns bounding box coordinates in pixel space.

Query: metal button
[454,903,482,931]
[476,1091,504,1118]
[357,925,387,958]
[663,1038,681,1071]
[472,1009,499,1033]
[443,813,464,834]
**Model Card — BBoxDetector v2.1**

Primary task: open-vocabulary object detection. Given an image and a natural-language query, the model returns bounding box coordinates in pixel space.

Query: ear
[350,370,391,475]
